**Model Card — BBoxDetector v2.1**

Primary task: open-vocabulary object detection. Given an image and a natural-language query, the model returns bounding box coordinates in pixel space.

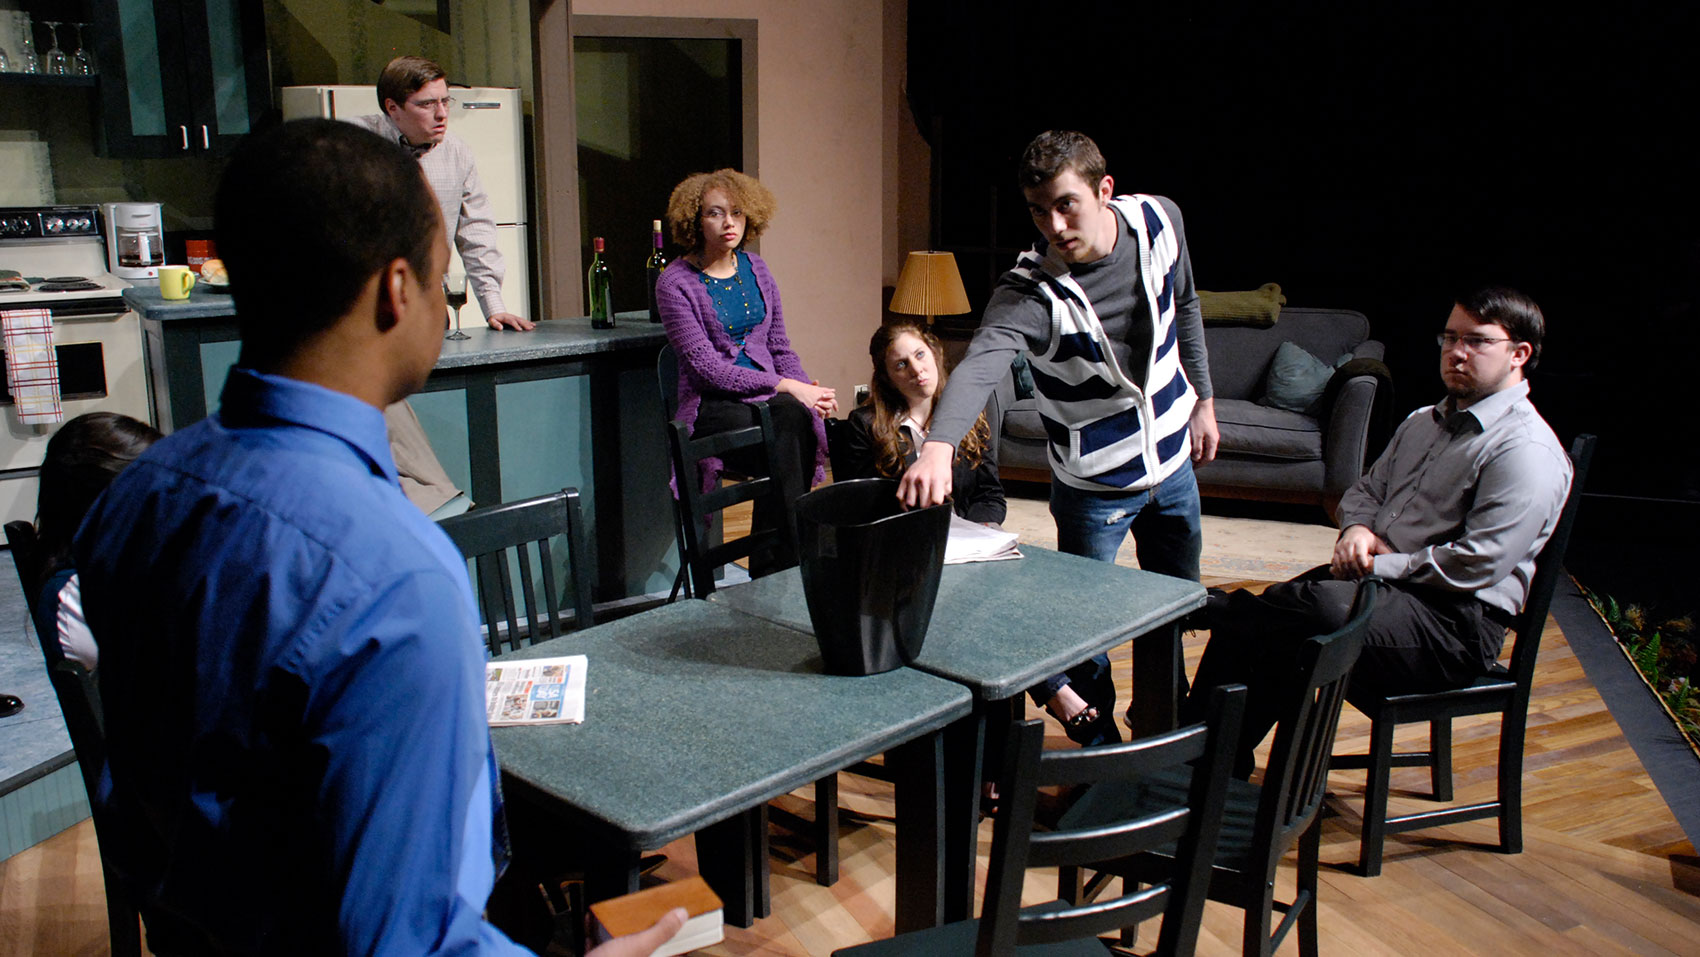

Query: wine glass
[72,23,93,76]
[17,13,39,74]
[444,273,470,340]
[44,21,66,76]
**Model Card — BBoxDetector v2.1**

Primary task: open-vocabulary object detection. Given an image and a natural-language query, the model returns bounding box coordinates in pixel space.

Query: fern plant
[1584,588,1699,752]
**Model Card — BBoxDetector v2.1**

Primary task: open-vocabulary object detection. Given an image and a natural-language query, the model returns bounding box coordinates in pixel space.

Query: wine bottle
[588,236,614,329]
[645,219,669,323]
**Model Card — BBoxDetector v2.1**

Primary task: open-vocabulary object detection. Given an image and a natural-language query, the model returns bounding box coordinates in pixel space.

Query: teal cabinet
[92,0,269,157]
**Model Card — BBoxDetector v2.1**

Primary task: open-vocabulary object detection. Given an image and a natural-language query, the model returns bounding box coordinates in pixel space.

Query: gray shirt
[930,197,1209,448]
[1337,379,1571,616]
[350,114,508,317]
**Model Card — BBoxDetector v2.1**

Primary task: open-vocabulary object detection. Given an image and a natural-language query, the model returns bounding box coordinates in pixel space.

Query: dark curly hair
[864,321,989,478]
[664,169,777,252]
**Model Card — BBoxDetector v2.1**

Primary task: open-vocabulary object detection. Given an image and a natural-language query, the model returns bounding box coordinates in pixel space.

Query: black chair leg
[1359,716,1395,877]
[1298,815,1321,957]
[1429,718,1454,801]
[1499,711,1527,854]
[814,774,839,886]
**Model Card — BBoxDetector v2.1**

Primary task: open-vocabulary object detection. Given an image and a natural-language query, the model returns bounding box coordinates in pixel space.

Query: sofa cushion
[1213,398,1322,461]
[1003,404,1049,441]
[1259,341,1343,415]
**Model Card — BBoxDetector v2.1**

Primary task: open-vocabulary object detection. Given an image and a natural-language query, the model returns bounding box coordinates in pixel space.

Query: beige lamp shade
[889,251,970,322]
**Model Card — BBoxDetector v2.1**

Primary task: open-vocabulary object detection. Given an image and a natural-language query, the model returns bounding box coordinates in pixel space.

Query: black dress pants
[691,393,818,574]
[1186,566,1510,774]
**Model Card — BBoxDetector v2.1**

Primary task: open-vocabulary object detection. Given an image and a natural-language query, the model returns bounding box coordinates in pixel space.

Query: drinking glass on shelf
[72,23,93,75]
[1,42,10,74]
[44,21,66,76]
[444,273,470,341]
[17,13,40,74]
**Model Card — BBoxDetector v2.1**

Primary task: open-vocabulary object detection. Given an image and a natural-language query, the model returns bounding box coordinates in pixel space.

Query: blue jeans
[1030,463,1204,742]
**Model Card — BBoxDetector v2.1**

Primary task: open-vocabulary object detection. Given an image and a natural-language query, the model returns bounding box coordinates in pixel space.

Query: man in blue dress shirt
[72,120,681,955]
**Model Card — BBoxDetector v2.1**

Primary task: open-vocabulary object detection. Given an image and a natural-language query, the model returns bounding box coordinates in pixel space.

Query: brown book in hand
[588,876,723,956]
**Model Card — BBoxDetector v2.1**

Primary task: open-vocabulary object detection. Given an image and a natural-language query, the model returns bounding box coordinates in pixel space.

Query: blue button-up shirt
[74,368,530,955]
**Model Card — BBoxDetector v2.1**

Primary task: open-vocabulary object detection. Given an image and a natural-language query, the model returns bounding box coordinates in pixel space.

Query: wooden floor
[4,582,1697,954]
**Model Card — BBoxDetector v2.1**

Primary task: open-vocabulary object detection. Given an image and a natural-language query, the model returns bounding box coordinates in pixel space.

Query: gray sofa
[989,307,1385,519]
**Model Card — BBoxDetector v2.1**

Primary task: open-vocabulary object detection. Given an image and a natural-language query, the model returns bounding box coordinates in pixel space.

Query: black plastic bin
[794,478,951,676]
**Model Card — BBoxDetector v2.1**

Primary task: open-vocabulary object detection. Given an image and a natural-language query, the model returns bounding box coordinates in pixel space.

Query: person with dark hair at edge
[32,411,161,672]
[72,119,683,956]
[841,320,1005,525]
[1188,288,1572,773]
[897,130,1218,746]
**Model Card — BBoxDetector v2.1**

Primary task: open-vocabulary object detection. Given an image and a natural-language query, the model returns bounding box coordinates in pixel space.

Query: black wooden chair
[437,488,596,654]
[658,345,840,886]
[5,520,142,957]
[1329,433,1596,876]
[1066,580,1381,957]
[660,370,796,600]
[835,686,1247,957]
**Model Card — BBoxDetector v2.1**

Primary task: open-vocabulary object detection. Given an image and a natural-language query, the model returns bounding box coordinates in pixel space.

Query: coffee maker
[101,202,165,281]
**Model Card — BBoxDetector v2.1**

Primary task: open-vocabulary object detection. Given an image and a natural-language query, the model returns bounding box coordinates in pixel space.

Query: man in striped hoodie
[899,130,1217,745]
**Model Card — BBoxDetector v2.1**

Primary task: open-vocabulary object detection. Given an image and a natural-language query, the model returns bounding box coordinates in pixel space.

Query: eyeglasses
[407,95,455,111]
[1436,332,1513,353]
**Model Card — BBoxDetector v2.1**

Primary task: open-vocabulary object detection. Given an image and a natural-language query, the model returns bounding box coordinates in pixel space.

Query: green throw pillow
[1259,341,1344,415]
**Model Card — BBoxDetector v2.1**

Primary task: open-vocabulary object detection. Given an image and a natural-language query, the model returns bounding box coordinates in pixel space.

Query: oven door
[0,309,152,523]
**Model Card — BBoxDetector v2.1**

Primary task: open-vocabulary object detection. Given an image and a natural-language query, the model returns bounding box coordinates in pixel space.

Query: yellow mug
[159,265,197,300]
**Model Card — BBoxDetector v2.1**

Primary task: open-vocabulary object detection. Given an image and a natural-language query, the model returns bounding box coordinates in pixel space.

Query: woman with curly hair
[840,321,1005,525]
[655,169,835,565]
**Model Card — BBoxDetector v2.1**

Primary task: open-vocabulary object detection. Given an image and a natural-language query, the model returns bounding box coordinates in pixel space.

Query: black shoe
[0,694,22,718]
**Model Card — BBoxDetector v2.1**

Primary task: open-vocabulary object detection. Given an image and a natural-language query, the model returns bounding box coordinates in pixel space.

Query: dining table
[708,544,1206,920]
[488,599,973,931]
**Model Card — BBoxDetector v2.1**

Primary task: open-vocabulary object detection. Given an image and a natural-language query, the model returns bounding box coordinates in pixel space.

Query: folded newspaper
[485,654,588,726]
[944,512,1021,564]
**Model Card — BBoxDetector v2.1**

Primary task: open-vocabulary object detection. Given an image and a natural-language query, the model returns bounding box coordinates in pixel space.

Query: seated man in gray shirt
[1189,287,1572,770]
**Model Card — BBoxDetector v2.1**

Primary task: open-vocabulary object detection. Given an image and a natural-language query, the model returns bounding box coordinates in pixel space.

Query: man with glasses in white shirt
[1188,287,1572,770]
[355,55,533,333]
[354,56,533,516]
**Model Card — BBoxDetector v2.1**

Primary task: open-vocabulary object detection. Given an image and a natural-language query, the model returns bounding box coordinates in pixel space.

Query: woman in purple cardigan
[656,169,835,565]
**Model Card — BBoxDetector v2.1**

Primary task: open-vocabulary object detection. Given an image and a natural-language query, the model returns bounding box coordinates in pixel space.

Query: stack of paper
[484,654,587,726]
[944,512,1022,564]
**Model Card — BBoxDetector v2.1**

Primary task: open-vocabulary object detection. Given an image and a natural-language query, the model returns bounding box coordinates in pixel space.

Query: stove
[0,204,154,524]
[0,205,133,318]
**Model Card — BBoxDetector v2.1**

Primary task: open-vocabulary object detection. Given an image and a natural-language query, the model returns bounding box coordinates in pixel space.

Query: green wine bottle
[588,236,614,329]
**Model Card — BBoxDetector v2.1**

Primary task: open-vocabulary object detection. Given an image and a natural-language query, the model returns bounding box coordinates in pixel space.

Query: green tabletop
[709,545,1206,701]
[490,599,970,848]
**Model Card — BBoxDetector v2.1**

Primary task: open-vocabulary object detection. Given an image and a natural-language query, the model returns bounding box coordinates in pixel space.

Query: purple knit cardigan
[655,251,829,496]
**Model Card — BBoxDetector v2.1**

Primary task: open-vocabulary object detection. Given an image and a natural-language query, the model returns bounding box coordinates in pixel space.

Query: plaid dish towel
[2,308,64,425]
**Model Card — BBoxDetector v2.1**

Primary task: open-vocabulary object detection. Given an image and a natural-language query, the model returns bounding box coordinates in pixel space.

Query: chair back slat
[1506,434,1596,690]
[666,400,797,598]
[976,686,1247,957]
[1259,580,1379,851]
[438,488,596,654]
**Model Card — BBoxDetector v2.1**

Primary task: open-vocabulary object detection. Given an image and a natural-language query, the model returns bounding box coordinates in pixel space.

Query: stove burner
[36,276,103,292]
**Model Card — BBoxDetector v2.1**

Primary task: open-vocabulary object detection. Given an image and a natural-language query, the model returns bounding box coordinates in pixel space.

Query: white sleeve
[56,573,100,671]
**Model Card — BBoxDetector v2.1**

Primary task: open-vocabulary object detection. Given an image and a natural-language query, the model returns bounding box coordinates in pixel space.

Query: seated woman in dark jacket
[841,321,1005,525]
[32,411,162,672]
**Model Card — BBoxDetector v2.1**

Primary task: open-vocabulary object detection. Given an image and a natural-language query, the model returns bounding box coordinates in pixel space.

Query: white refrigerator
[280,85,531,328]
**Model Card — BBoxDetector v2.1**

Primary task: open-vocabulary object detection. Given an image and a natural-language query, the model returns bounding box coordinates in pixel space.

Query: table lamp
[888,251,970,326]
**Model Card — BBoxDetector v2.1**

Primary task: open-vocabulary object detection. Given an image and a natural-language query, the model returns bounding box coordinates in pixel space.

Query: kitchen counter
[123,287,664,369]
[128,288,677,603]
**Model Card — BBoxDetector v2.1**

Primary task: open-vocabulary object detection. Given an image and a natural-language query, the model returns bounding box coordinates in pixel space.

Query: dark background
[907,1,1699,609]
